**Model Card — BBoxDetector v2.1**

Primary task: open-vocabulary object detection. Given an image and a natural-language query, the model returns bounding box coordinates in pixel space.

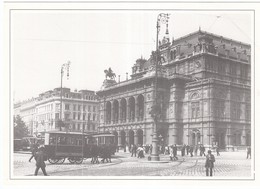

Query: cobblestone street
[13,150,252,178]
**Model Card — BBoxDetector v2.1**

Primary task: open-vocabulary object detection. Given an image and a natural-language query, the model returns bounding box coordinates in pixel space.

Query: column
[118,131,122,147]
[135,97,139,122]
[111,101,114,124]
[118,101,122,123]
[241,126,246,146]
[134,132,138,145]
[103,101,106,125]
[125,131,129,148]
[126,99,130,122]
[168,124,178,145]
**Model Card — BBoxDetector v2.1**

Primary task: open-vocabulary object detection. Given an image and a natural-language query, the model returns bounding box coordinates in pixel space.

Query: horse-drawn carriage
[43,131,116,164]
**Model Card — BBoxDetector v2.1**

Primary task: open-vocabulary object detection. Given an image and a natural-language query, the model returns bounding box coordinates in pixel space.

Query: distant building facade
[14,88,99,136]
[97,30,251,150]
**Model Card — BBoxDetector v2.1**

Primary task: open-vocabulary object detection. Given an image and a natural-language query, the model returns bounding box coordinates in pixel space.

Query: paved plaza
[12,150,252,178]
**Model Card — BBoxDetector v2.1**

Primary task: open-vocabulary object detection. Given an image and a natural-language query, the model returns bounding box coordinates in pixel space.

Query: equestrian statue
[104,67,116,80]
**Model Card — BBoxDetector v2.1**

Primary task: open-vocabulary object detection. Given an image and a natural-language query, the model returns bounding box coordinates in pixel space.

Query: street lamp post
[59,61,70,131]
[150,13,170,161]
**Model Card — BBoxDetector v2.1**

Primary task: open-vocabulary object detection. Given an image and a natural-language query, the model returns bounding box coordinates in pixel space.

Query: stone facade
[97,30,251,150]
[14,88,99,136]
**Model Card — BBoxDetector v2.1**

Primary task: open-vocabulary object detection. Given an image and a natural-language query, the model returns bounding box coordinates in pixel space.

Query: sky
[11,10,252,102]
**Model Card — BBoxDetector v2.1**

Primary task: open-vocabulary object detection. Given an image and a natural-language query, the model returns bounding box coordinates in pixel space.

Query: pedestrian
[149,144,153,155]
[164,146,169,155]
[205,150,215,176]
[34,146,49,176]
[186,145,190,155]
[169,145,174,161]
[200,145,206,156]
[216,146,220,156]
[194,145,198,156]
[131,144,137,157]
[181,144,186,156]
[173,144,178,161]
[189,145,194,157]
[247,146,251,159]
[137,146,145,158]
[29,143,39,162]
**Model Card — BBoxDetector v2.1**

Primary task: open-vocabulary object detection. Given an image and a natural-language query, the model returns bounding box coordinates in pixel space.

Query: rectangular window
[83,114,86,121]
[83,105,86,111]
[77,124,81,131]
[88,113,91,121]
[78,105,81,111]
[73,113,76,120]
[65,93,69,98]
[64,113,70,120]
[191,102,200,118]
[55,113,59,119]
[72,124,76,130]
[73,104,76,111]
[93,106,96,112]
[88,105,91,112]
[93,114,96,121]
[83,124,86,131]
[78,113,81,120]
[65,104,70,110]
[245,105,251,120]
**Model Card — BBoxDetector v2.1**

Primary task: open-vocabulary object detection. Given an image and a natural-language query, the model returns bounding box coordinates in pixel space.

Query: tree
[14,115,29,139]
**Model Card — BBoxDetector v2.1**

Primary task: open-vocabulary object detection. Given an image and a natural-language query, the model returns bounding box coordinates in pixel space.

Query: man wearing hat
[205,150,215,176]
[34,146,49,176]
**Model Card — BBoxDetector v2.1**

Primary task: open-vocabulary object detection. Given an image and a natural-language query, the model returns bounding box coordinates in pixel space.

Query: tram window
[76,139,82,145]
[49,136,56,145]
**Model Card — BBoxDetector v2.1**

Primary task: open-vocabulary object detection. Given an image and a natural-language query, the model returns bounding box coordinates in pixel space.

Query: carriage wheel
[74,158,83,164]
[48,158,59,164]
[57,158,66,164]
[68,158,76,164]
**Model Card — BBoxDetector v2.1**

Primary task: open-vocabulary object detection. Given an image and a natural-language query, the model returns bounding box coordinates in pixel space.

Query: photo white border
[2,1,260,188]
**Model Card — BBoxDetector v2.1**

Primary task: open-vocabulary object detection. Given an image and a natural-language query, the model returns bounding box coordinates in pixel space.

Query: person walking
[205,150,215,176]
[29,143,39,162]
[200,145,206,156]
[173,144,178,161]
[247,146,251,159]
[189,145,194,157]
[149,144,153,155]
[34,146,49,176]
[131,144,137,157]
[169,145,174,161]
[181,144,186,157]
[186,145,190,155]
[216,146,220,156]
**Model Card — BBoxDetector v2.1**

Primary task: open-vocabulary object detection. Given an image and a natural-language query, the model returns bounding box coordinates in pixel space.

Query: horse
[104,68,116,80]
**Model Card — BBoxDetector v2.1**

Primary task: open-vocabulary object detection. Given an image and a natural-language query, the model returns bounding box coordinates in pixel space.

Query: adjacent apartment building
[14,88,99,136]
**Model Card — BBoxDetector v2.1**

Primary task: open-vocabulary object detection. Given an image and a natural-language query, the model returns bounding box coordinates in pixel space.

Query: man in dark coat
[181,144,186,156]
[173,144,178,160]
[200,145,206,156]
[189,146,194,157]
[131,144,137,157]
[29,143,39,162]
[205,150,215,176]
[186,145,190,155]
[34,147,48,176]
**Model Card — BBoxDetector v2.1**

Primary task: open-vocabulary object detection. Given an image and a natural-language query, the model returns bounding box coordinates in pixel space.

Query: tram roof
[88,133,115,138]
[42,131,94,136]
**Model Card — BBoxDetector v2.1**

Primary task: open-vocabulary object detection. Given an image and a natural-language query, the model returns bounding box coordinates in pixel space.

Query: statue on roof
[104,67,116,80]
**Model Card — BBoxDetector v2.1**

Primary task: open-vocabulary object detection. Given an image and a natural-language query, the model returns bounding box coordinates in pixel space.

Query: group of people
[130,144,146,158]
[90,144,113,164]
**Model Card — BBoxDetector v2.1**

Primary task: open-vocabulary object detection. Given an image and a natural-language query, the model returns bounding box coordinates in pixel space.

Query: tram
[43,131,116,164]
